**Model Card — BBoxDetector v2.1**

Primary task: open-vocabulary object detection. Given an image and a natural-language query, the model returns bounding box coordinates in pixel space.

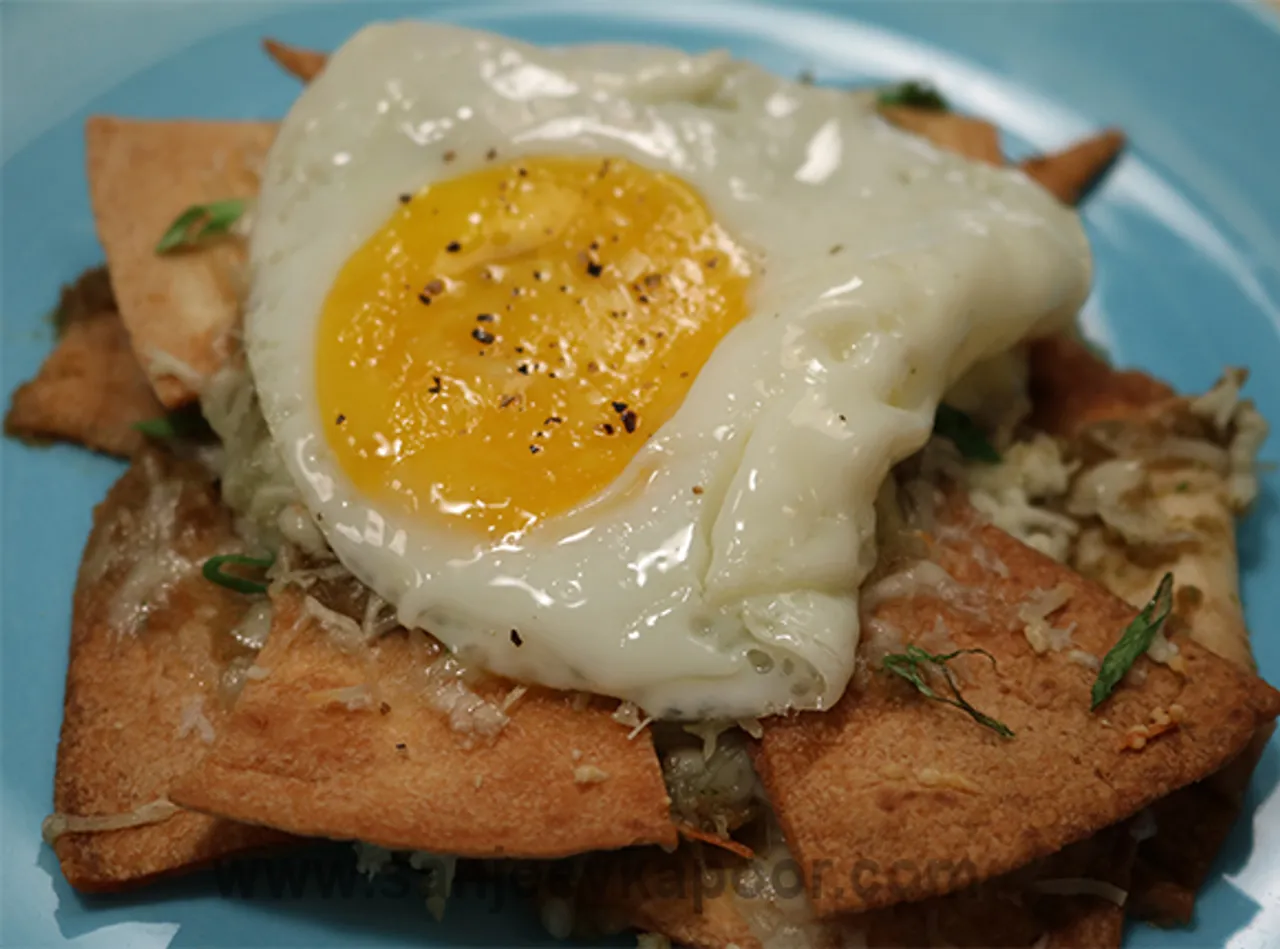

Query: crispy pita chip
[1029,332,1271,924]
[5,268,163,456]
[51,448,291,892]
[581,824,1133,949]
[880,106,1003,165]
[754,514,1280,916]
[859,823,1135,948]
[172,590,677,857]
[85,117,276,407]
[1028,334,1175,436]
[262,38,327,82]
[1020,129,1125,205]
[572,848,766,949]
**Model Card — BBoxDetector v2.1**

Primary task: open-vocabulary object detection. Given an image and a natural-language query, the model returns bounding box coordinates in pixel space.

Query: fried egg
[246,22,1090,718]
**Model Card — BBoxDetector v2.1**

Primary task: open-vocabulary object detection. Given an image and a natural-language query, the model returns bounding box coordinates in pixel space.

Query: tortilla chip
[572,848,766,949]
[880,107,1003,165]
[262,38,327,82]
[51,448,291,892]
[582,825,1133,949]
[1028,335,1175,436]
[754,514,1280,917]
[172,590,677,857]
[5,268,163,456]
[1028,334,1271,924]
[1020,129,1125,205]
[85,117,276,407]
[1129,726,1272,925]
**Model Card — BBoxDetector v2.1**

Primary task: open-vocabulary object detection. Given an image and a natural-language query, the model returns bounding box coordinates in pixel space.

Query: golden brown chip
[573,849,766,949]
[1028,334,1175,436]
[1020,129,1126,205]
[754,515,1280,917]
[1028,332,1270,924]
[879,107,1003,165]
[172,590,677,857]
[51,448,291,892]
[581,824,1133,949]
[85,117,275,407]
[262,38,327,82]
[5,268,163,456]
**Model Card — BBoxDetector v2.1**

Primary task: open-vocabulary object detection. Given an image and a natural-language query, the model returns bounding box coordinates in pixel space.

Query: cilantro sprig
[877,80,949,112]
[1090,573,1175,709]
[934,404,1001,463]
[883,645,1014,737]
[156,198,246,254]
[202,553,274,596]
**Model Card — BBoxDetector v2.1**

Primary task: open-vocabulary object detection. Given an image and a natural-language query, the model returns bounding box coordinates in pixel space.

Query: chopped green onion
[156,198,246,254]
[934,403,1001,463]
[1090,573,1175,710]
[131,404,213,441]
[882,645,1014,737]
[202,553,274,596]
[877,80,949,112]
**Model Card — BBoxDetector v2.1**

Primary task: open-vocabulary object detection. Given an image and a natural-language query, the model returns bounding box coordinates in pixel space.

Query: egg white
[246,22,1090,718]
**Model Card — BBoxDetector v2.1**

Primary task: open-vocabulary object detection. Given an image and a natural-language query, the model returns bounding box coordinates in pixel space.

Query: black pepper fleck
[611,401,628,413]
[395,742,407,751]
[472,328,495,344]
[621,410,638,434]
[545,416,563,425]
[335,414,346,425]
[529,444,542,454]
[586,261,604,278]
[517,363,531,375]
[486,147,498,160]
[443,149,457,162]
[510,629,523,646]
[476,313,495,322]
[829,244,843,255]
[446,241,462,253]
[517,167,528,177]
[398,193,412,204]
[839,414,847,422]
[428,376,442,394]
[599,423,615,435]
[379,701,391,715]
[417,292,433,305]
[643,273,662,289]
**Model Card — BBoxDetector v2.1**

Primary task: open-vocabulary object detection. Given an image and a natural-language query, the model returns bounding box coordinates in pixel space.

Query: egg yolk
[317,156,752,536]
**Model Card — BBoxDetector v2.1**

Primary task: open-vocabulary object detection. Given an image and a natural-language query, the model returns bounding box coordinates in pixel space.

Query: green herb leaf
[877,80,949,112]
[155,198,246,254]
[203,553,274,596]
[882,644,1014,737]
[934,403,1001,463]
[131,404,214,441]
[1090,572,1175,710]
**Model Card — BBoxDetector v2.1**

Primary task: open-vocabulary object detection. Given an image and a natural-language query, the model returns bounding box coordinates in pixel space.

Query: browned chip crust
[1028,334,1175,437]
[172,590,677,857]
[53,448,291,892]
[5,268,163,456]
[262,38,327,82]
[879,107,1003,165]
[754,517,1280,917]
[1029,332,1271,925]
[1020,129,1126,205]
[583,825,1133,949]
[85,117,275,406]
[861,824,1135,948]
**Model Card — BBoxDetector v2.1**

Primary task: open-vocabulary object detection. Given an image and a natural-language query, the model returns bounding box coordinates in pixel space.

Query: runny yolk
[317,155,753,537]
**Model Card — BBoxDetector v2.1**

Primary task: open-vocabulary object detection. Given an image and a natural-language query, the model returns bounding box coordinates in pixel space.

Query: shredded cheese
[42,798,181,845]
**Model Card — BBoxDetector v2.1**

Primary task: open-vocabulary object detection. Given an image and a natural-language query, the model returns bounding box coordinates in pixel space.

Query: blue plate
[5,2,1280,946]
